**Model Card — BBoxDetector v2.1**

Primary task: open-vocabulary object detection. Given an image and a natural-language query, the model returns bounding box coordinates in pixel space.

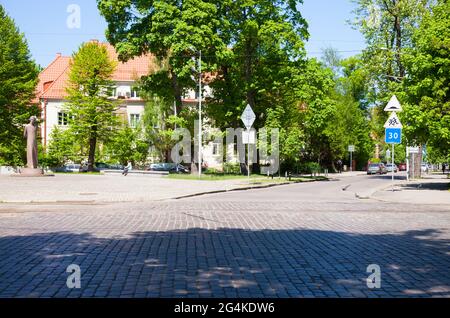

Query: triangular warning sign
[384,95,402,112]
[384,112,403,128]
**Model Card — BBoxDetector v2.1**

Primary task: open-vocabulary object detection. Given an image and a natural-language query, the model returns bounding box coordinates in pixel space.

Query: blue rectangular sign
[385,128,402,144]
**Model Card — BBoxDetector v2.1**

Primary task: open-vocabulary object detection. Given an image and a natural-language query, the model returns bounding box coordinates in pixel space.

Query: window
[212,143,220,155]
[131,90,140,98]
[110,88,117,97]
[130,114,140,128]
[58,112,70,126]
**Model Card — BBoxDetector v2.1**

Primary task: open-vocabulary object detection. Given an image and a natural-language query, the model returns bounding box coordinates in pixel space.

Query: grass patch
[167,174,264,181]
[167,174,328,182]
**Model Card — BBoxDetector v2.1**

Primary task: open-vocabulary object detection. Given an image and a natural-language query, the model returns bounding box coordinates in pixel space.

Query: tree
[43,127,80,167]
[402,0,450,159]
[104,123,149,167]
[141,94,186,162]
[64,41,119,171]
[97,0,226,114]
[208,0,309,130]
[351,0,431,140]
[352,0,430,82]
[0,5,39,166]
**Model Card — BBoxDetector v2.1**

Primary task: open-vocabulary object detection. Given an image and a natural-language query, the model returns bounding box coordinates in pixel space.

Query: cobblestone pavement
[0,183,449,298]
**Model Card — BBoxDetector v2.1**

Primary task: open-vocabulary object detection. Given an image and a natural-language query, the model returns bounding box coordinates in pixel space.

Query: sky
[0,0,366,67]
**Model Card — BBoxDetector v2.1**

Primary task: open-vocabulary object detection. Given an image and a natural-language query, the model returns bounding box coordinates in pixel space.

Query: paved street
[0,174,449,298]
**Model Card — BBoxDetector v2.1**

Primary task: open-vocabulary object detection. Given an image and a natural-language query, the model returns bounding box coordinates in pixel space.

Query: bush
[205,168,220,175]
[297,162,321,174]
[223,162,241,175]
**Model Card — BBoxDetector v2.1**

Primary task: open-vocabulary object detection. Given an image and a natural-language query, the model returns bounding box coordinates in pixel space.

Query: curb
[172,181,295,200]
[354,181,407,200]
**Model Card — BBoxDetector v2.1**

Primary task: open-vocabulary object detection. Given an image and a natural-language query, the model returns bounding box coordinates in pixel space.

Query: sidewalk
[0,174,311,204]
[371,174,450,205]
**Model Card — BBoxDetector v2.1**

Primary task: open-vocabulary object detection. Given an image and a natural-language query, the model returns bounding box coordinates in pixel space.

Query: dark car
[95,162,124,170]
[367,163,388,175]
[398,163,407,171]
[147,163,189,173]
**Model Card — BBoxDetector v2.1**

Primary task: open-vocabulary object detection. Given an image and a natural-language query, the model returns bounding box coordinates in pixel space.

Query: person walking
[122,161,132,176]
[337,159,343,173]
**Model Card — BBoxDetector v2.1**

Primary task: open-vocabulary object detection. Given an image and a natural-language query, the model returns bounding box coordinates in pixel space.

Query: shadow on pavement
[0,228,448,298]
[401,182,450,191]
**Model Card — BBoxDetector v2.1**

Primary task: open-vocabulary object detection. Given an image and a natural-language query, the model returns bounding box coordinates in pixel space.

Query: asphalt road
[0,173,449,298]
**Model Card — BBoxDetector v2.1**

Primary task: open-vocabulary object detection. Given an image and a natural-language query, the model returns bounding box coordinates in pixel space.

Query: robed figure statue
[24,116,38,169]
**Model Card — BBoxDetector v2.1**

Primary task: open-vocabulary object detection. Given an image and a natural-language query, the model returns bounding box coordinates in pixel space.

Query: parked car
[398,163,407,171]
[147,163,189,173]
[95,162,124,170]
[367,163,388,175]
[385,163,398,173]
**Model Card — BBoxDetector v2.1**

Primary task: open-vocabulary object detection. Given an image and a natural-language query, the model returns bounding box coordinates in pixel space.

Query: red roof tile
[36,42,154,100]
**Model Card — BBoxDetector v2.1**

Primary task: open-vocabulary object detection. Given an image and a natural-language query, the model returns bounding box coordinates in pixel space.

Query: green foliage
[0,5,39,166]
[351,0,431,144]
[104,124,149,166]
[97,0,227,112]
[223,162,241,175]
[44,127,80,167]
[141,94,186,162]
[402,0,450,158]
[64,41,119,171]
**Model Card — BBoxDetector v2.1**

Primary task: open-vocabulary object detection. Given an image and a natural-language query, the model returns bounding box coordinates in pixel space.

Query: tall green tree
[64,41,119,171]
[97,0,226,114]
[351,0,431,137]
[104,123,149,166]
[141,94,186,162]
[208,0,309,130]
[402,0,450,159]
[0,5,39,166]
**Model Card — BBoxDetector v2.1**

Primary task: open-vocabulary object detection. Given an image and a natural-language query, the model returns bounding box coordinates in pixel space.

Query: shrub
[223,162,241,175]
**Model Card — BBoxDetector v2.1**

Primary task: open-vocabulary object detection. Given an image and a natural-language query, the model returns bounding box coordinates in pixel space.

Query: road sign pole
[391,144,395,192]
[350,151,352,172]
[198,50,202,179]
[406,147,409,182]
[247,129,250,184]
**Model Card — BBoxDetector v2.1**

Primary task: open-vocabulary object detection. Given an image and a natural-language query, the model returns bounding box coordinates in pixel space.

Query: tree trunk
[394,15,405,78]
[87,135,97,172]
[170,69,183,114]
[87,123,98,172]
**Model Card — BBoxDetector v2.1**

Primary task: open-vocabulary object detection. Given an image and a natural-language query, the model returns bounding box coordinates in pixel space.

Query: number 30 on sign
[385,128,402,144]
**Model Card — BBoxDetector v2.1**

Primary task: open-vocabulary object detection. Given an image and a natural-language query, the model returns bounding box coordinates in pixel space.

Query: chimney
[56,53,62,58]
[90,39,99,43]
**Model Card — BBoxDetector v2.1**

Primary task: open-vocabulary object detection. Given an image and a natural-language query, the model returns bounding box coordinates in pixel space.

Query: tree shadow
[0,227,449,298]
[401,182,450,191]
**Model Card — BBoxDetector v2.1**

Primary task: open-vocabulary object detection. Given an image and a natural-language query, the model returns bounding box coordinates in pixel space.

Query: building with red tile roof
[36,42,156,146]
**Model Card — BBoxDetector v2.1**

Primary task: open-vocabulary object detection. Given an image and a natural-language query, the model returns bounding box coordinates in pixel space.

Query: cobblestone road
[0,182,449,298]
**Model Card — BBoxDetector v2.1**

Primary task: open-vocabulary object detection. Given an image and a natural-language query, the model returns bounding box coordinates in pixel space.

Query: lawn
[167,173,328,182]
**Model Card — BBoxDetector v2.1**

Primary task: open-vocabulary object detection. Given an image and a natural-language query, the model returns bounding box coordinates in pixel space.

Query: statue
[24,116,38,169]
[17,116,44,176]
